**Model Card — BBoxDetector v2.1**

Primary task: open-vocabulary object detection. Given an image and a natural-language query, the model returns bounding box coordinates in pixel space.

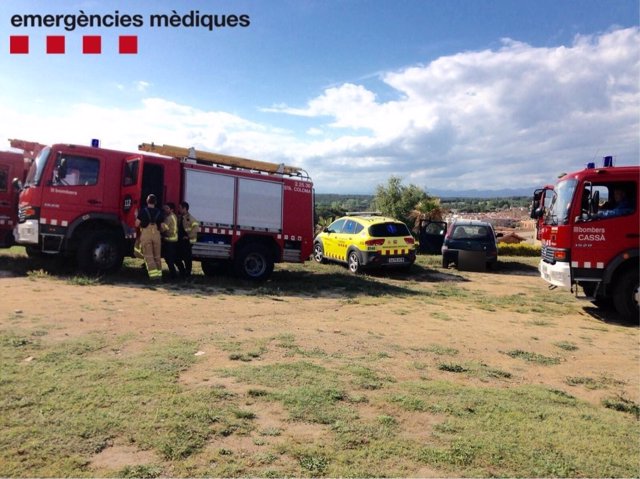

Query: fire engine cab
[537,156,639,320]
[13,141,314,280]
[530,185,554,241]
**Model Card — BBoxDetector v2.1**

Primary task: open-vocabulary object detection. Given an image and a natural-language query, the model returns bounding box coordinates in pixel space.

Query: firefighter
[161,202,179,280]
[177,201,199,278]
[135,194,164,280]
[599,188,633,218]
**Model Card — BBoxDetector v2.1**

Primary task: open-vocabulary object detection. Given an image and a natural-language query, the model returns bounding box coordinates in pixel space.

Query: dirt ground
[1,261,638,474]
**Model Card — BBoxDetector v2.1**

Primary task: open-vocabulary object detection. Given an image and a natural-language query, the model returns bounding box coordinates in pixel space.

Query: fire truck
[537,156,639,320]
[0,140,44,247]
[13,141,314,280]
[0,151,28,247]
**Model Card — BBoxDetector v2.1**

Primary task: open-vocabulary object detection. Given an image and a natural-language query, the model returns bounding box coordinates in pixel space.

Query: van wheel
[77,230,123,274]
[313,242,327,264]
[613,269,639,322]
[234,243,274,281]
[348,250,362,274]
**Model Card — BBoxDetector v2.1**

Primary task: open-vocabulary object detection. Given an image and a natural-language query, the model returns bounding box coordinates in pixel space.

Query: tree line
[315,176,531,231]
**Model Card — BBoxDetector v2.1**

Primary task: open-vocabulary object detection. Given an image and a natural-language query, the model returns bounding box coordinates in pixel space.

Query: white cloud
[2,27,638,194]
[0,97,300,162]
[135,81,151,92]
[269,26,640,192]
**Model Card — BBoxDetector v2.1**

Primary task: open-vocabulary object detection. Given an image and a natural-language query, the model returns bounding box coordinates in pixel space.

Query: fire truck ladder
[8,139,46,159]
[138,143,308,178]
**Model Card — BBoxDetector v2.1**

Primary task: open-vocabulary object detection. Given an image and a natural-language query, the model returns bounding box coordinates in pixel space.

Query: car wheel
[313,242,327,264]
[348,250,362,274]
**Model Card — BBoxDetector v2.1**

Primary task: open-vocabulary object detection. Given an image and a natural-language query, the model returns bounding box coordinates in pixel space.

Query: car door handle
[627,233,639,239]
[88,199,102,205]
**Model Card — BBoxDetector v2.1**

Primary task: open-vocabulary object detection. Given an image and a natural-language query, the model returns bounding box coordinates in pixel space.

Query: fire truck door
[47,151,104,220]
[121,157,144,229]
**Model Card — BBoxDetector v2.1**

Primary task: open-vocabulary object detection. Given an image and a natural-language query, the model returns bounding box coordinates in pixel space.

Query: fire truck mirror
[55,156,68,182]
[590,190,600,215]
[12,177,23,192]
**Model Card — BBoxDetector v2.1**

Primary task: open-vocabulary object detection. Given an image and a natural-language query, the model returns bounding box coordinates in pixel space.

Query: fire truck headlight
[16,219,39,244]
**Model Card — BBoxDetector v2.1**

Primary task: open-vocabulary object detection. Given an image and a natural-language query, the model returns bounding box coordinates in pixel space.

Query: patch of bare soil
[1,265,638,476]
[90,444,160,473]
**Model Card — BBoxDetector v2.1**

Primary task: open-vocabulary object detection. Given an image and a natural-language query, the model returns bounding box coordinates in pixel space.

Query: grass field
[1,247,638,477]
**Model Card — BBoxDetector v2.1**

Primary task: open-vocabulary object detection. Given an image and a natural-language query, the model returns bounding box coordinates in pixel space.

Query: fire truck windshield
[546,178,577,225]
[24,146,50,187]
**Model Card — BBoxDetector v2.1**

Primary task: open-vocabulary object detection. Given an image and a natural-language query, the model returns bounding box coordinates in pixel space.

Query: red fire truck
[0,139,44,248]
[537,156,639,320]
[0,151,29,247]
[13,141,314,280]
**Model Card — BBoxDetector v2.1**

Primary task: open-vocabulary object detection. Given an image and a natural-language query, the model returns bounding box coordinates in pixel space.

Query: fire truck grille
[541,245,555,263]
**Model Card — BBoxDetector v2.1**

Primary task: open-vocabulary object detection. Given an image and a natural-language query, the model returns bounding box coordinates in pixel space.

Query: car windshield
[546,178,578,225]
[451,225,490,240]
[369,222,410,237]
[24,146,50,187]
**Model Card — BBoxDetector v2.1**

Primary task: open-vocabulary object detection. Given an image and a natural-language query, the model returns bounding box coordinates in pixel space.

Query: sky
[1,0,638,194]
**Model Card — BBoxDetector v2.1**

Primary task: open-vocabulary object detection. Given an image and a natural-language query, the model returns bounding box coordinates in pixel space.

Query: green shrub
[498,243,541,257]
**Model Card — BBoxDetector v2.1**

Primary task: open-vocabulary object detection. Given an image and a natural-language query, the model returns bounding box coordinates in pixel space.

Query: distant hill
[430,187,537,198]
[316,187,536,201]
[315,192,532,216]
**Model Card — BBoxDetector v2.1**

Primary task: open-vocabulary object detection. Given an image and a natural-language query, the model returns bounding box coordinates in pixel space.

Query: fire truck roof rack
[138,142,309,178]
[8,138,46,160]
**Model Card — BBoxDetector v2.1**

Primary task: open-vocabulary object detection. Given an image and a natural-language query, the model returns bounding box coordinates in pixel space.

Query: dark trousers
[177,239,193,276]
[162,240,179,278]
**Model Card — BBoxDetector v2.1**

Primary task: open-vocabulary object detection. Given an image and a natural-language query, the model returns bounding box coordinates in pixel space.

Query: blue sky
[1,0,638,194]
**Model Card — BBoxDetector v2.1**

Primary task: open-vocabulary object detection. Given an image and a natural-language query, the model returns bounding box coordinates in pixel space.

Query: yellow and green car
[313,213,416,273]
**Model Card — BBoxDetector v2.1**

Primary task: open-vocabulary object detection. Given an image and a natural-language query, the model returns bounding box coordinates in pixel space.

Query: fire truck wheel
[25,246,43,258]
[613,269,639,322]
[313,242,327,264]
[348,250,362,274]
[234,243,274,281]
[77,230,123,274]
[2,230,15,248]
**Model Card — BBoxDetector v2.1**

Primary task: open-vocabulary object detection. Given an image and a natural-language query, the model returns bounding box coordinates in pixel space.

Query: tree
[372,176,429,227]
[408,196,445,233]
[314,204,346,233]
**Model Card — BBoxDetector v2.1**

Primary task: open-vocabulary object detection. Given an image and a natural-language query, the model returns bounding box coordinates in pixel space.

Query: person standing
[135,194,164,280]
[161,202,179,280]
[177,201,199,278]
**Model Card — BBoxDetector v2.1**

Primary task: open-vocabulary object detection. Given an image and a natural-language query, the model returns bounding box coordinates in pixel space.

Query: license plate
[388,257,405,263]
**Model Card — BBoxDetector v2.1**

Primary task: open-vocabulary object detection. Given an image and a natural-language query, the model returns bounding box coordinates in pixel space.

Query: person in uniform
[135,194,164,280]
[161,202,179,280]
[177,201,199,278]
